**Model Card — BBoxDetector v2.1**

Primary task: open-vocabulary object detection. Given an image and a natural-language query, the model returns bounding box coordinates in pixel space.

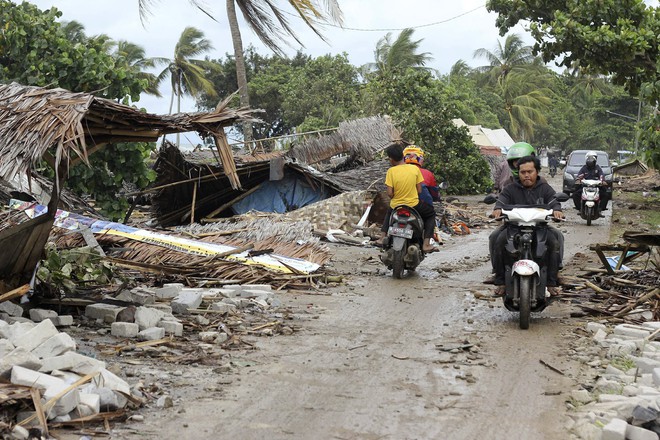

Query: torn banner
[10,200,320,274]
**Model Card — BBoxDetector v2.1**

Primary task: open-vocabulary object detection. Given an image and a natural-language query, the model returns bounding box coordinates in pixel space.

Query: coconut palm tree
[156,27,218,145]
[498,70,553,139]
[473,34,536,84]
[138,0,343,144]
[363,28,433,76]
[114,41,165,97]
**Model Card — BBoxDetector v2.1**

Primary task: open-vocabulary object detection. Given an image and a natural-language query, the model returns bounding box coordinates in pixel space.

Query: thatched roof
[0,82,258,182]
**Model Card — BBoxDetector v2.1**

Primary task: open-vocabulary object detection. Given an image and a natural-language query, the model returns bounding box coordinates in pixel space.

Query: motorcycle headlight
[563,172,574,182]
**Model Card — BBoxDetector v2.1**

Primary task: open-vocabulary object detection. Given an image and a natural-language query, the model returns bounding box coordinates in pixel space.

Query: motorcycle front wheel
[519,276,531,329]
[586,207,593,226]
[392,248,404,279]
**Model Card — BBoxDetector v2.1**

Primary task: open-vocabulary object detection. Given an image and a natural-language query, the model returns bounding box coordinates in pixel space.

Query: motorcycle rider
[572,150,609,211]
[548,156,559,176]
[379,144,438,253]
[493,142,537,193]
[490,156,564,297]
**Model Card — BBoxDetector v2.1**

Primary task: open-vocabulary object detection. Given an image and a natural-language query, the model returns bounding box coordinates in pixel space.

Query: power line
[290,4,487,32]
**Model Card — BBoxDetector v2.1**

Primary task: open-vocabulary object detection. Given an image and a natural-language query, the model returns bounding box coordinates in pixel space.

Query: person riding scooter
[403,145,440,204]
[490,156,564,297]
[572,151,609,211]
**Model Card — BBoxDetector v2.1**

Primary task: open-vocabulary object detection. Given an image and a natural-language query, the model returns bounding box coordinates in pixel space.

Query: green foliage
[64,142,157,220]
[487,0,660,167]
[37,244,117,295]
[364,69,491,194]
[0,1,145,101]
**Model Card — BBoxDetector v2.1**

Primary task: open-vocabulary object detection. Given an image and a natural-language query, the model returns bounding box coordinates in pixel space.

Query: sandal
[423,246,439,253]
[548,286,561,297]
[493,285,506,297]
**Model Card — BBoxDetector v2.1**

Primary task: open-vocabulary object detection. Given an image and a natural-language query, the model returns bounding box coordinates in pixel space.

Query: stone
[77,392,101,417]
[652,368,660,387]
[10,319,59,352]
[199,331,219,342]
[587,322,607,333]
[137,327,165,341]
[614,324,652,339]
[115,289,155,305]
[39,352,106,375]
[171,290,203,314]
[626,424,659,440]
[0,300,23,317]
[94,368,131,395]
[210,302,237,314]
[631,405,659,425]
[134,307,165,330]
[10,425,29,440]
[0,348,42,378]
[632,356,660,374]
[84,304,123,323]
[11,366,79,418]
[602,418,628,440]
[28,308,58,322]
[157,320,183,337]
[115,306,136,323]
[571,389,593,404]
[31,332,77,359]
[0,339,15,358]
[154,283,184,299]
[49,315,74,327]
[608,341,638,357]
[157,396,174,408]
[111,322,139,338]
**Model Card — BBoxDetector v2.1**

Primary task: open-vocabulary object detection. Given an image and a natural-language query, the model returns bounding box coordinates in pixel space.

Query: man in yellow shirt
[380,144,438,253]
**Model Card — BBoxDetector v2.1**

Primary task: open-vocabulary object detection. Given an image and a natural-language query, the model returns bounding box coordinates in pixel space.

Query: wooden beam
[202,183,262,221]
[594,244,615,274]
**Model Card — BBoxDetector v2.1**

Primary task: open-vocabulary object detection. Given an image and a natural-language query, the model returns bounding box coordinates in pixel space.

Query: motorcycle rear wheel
[392,249,404,279]
[519,277,531,329]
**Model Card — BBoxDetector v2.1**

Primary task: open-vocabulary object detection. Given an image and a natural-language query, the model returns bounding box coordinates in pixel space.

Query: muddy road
[117,182,611,440]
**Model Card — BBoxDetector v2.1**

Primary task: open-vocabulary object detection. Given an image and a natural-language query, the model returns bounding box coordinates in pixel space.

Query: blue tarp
[232,175,329,214]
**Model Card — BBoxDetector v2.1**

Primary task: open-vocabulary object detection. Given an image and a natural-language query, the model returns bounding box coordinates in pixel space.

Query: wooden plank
[594,244,615,275]
[615,244,630,271]
[0,284,29,303]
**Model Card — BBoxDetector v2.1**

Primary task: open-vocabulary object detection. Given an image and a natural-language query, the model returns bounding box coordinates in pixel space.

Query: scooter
[484,193,569,329]
[549,165,557,178]
[577,179,602,226]
[380,205,425,279]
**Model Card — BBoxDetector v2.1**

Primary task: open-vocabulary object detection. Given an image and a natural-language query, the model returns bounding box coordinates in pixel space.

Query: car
[562,150,613,196]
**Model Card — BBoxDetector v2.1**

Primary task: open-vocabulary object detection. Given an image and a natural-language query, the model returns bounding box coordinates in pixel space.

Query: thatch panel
[337,115,401,162]
[283,190,374,232]
[329,160,389,192]
[0,213,53,281]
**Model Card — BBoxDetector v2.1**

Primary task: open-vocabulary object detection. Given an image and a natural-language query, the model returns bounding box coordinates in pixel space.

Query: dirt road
[115,180,612,440]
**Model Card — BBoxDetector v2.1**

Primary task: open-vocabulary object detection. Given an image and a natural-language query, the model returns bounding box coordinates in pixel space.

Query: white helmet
[586,151,598,160]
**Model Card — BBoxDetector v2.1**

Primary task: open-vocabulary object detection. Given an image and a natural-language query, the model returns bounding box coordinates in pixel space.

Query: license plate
[388,226,413,239]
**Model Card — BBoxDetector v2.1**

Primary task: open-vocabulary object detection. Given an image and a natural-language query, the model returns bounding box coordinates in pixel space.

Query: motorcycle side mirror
[483,194,498,204]
[438,181,449,190]
[555,192,570,202]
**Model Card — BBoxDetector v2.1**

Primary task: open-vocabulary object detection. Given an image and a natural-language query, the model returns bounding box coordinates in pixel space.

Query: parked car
[562,150,613,196]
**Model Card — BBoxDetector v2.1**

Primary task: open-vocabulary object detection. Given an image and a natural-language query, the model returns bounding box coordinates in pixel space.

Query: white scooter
[577,179,603,226]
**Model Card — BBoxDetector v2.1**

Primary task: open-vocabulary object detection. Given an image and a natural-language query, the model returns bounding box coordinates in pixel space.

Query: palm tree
[473,34,536,84]
[138,0,343,144]
[363,28,433,76]
[114,41,165,97]
[156,27,218,145]
[498,70,553,140]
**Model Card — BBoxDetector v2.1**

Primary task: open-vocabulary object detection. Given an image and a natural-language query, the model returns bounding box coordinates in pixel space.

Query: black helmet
[586,151,597,168]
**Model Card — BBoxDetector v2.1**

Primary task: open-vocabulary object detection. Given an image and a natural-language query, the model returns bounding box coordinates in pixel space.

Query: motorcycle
[484,193,569,329]
[549,165,557,178]
[577,179,602,226]
[380,205,426,279]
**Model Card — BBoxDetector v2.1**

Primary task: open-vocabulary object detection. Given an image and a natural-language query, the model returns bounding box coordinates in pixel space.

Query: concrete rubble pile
[569,321,660,440]
[0,282,280,437]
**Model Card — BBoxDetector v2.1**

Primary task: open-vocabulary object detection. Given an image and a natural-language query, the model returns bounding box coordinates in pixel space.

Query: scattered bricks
[77,392,101,417]
[240,289,271,298]
[0,300,23,317]
[49,315,74,327]
[157,320,183,336]
[210,303,237,314]
[0,348,42,378]
[586,322,607,334]
[84,304,123,323]
[631,356,660,374]
[199,331,219,342]
[614,324,652,339]
[111,322,139,338]
[115,289,155,305]
[0,339,15,358]
[626,424,660,440]
[11,319,59,352]
[134,306,165,330]
[171,290,203,314]
[31,332,77,359]
[43,381,80,418]
[95,368,131,395]
[154,283,184,299]
[39,352,106,375]
[137,327,165,341]
[28,308,57,322]
[602,418,628,440]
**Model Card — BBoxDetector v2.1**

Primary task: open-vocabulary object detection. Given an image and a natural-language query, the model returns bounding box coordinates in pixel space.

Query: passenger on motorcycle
[572,151,609,211]
[403,145,440,204]
[490,156,564,297]
[493,142,537,193]
[379,144,438,253]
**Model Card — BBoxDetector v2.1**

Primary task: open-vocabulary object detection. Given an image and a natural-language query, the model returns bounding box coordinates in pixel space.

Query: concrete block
[137,327,165,341]
[642,322,660,330]
[115,289,155,305]
[134,306,165,330]
[171,290,203,314]
[49,315,74,327]
[148,304,173,314]
[111,322,139,338]
[154,283,184,299]
[0,348,42,378]
[28,308,58,322]
[241,284,272,292]
[94,387,126,411]
[602,418,628,440]
[199,331,219,342]
[31,332,76,359]
[39,352,105,375]
[11,365,65,389]
[84,304,123,323]
[76,392,101,417]
[632,356,660,374]
[3,322,35,341]
[0,339,15,358]
[94,368,130,395]
[218,288,239,298]
[11,425,30,440]
[11,319,59,352]
[608,341,638,357]
[157,320,183,336]
[43,381,80,418]
[586,322,607,333]
[614,324,652,339]
[626,424,659,440]
[0,300,23,317]
[210,302,237,314]
[240,289,271,298]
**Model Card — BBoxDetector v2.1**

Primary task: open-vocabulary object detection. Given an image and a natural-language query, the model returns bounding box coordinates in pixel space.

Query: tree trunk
[226,0,253,146]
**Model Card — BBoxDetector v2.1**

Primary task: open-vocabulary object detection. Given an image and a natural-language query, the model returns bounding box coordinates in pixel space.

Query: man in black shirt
[572,151,608,210]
